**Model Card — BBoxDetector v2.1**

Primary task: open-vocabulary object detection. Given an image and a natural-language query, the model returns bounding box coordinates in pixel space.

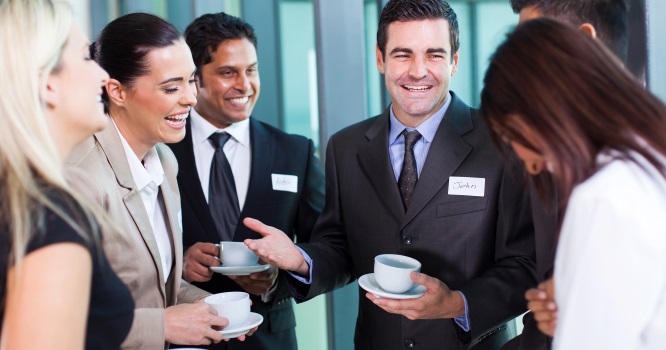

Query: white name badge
[448,177,485,197]
[272,174,298,193]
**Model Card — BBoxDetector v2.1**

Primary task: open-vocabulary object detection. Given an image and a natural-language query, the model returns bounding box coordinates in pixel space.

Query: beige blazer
[66,118,209,350]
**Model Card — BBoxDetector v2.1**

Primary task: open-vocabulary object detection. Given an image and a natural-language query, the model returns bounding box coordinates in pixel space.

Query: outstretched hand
[243,218,310,276]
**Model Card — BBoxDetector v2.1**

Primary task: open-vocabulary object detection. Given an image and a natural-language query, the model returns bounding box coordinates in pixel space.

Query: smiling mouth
[228,96,250,104]
[165,112,188,127]
[402,85,432,92]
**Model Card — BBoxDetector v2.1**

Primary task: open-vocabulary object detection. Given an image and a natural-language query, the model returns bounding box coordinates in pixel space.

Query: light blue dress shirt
[289,92,471,332]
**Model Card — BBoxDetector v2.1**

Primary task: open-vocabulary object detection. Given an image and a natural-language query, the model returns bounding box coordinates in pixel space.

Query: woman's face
[115,39,197,153]
[47,24,109,150]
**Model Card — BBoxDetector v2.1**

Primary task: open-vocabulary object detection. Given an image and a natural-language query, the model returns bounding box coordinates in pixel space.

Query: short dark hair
[377,0,459,62]
[184,12,257,84]
[509,0,541,13]
[509,0,628,62]
[91,13,181,111]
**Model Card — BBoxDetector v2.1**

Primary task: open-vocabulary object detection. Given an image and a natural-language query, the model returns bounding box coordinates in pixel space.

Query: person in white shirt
[480,18,666,350]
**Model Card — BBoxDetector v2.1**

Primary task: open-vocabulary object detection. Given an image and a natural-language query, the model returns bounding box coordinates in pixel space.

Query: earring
[526,159,544,175]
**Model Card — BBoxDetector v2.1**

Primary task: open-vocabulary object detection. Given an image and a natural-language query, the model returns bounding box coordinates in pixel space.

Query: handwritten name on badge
[448,176,485,197]
[272,174,298,193]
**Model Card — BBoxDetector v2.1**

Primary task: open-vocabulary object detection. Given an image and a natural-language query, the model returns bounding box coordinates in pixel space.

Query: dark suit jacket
[502,180,559,350]
[288,92,537,350]
[169,117,325,350]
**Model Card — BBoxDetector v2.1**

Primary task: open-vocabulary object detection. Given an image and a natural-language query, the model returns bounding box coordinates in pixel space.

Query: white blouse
[553,150,666,350]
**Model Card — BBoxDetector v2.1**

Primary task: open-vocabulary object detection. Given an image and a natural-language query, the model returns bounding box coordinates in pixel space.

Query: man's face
[519,5,542,23]
[194,38,260,129]
[376,19,458,126]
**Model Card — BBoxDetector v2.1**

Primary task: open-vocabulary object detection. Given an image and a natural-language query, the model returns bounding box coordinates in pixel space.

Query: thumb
[411,271,440,289]
[243,217,276,237]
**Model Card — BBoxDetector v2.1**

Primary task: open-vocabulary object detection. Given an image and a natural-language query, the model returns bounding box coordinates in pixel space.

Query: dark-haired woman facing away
[65,13,233,350]
[0,1,133,349]
[481,18,666,350]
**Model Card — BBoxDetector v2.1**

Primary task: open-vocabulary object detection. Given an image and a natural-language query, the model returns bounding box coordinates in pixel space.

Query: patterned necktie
[208,132,240,241]
[398,130,422,209]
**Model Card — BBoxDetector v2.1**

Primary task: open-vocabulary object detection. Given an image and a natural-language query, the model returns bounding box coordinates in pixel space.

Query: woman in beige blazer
[66,13,232,350]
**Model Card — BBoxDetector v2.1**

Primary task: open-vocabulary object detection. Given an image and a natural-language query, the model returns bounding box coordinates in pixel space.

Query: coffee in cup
[374,254,421,294]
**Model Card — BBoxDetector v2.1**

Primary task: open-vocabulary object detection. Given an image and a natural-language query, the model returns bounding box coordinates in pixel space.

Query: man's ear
[451,50,460,76]
[376,44,385,74]
[106,78,126,108]
[579,23,597,39]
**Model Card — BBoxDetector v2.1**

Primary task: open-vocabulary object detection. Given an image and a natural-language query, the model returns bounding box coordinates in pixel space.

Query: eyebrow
[215,62,259,71]
[158,69,197,85]
[389,47,448,55]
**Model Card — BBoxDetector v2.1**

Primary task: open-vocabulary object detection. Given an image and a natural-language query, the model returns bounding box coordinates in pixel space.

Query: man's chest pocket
[436,197,488,217]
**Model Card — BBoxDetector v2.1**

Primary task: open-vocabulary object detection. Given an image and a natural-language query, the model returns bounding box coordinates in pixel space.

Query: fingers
[537,320,557,337]
[525,288,548,302]
[243,217,279,237]
[410,272,441,291]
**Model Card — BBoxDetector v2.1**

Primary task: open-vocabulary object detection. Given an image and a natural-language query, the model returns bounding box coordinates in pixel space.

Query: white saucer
[219,312,263,338]
[358,273,426,299]
[210,264,270,276]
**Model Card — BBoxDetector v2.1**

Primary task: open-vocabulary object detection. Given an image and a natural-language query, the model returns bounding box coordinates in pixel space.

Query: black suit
[287,92,537,350]
[501,179,558,350]
[169,117,325,350]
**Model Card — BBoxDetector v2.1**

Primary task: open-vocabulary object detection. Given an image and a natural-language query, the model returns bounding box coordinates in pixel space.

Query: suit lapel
[95,124,167,299]
[237,119,274,240]
[171,122,220,243]
[157,145,181,304]
[357,111,405,221]
[402,93,474,228]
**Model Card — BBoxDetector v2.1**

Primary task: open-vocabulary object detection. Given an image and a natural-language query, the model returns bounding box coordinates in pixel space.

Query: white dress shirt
[113,120,173,284]
[553,149,666,350]
[189,108,251,210]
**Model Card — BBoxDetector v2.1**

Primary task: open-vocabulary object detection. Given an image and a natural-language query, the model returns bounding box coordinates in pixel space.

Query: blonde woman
[0,1,134,350]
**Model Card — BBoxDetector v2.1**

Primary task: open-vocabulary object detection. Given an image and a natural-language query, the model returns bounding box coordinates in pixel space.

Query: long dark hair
[480,18,666,209]
[91,13,182,112]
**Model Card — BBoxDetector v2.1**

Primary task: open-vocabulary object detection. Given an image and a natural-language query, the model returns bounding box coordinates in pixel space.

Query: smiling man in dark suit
[243,0,537,349]
[168,12,325,350]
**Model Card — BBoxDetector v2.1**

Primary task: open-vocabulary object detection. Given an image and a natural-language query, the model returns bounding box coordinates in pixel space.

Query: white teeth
[228,96,249,104]
[165,113,188,126]
[404,85,430,91]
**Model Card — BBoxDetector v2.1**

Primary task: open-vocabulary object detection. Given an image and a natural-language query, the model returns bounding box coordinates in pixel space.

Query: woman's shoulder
[26,189,93,254]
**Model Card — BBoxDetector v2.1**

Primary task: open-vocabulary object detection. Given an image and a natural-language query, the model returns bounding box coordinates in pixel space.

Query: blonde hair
[0,1,105,270]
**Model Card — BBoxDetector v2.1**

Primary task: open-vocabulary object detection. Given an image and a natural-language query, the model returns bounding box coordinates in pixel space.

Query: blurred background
[67,1,665,349]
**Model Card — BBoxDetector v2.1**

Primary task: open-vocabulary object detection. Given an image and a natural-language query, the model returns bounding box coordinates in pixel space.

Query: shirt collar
[190,107,251,148]
[388,91,452,145]
[112,119,164,191]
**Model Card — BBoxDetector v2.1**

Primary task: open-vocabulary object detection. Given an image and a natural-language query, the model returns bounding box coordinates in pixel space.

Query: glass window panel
[364,0,383,117]
[279,0,320,148]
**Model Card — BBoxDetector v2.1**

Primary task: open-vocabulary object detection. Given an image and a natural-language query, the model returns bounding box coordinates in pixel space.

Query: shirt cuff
[286,246,313,284]
[453,291,471,332]
[261,269,279,303]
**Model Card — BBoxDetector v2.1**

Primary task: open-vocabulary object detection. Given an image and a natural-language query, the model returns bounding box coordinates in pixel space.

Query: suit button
[404,339,415,348]
[401,235,412,245]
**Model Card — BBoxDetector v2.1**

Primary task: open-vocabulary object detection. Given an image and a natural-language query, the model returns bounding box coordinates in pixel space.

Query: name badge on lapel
[272,174,298,193]
[448,176,485,197]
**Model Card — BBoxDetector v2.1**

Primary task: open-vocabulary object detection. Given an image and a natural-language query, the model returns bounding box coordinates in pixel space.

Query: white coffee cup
[220,241,259,267]
[374,254,421,294]
[204,292,251,329]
